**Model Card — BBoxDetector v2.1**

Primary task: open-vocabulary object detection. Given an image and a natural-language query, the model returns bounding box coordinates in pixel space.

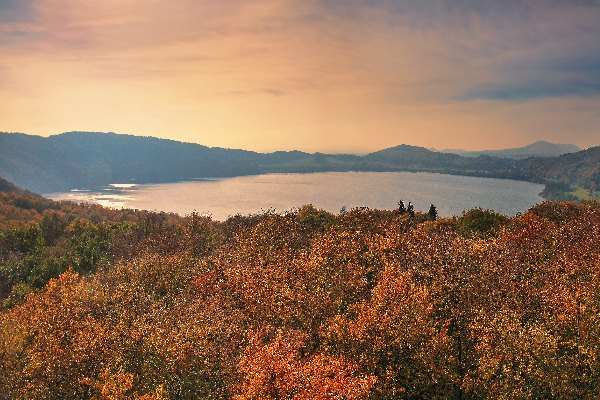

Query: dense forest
[1,132,598,200]
[0,176,598,399]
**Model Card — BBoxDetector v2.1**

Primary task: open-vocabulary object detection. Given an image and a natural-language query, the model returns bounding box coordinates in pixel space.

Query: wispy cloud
[0,0,599,151]
[458,81,600,101]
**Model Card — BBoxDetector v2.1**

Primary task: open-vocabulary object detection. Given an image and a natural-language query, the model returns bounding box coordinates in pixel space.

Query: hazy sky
[1,0,599,152]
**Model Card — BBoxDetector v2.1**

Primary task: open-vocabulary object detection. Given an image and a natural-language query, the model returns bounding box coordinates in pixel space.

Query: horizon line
[0,130,590,155]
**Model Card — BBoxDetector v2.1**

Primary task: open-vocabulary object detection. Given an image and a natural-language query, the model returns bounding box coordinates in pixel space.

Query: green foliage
[183,212,223,258]
[0,188,185,308]
[3,224,44,254]
[540,181,579,201]
[297,204,336,232]
[457,208,509,237]
[39,211,69,245]
[65,222,111,274]
[4,282,33,308]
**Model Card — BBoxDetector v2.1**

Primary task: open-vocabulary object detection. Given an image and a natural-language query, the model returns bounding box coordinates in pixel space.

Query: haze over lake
[46,172,545,220]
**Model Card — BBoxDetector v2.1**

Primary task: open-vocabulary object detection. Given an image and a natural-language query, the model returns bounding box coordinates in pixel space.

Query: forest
[0,176,598,399]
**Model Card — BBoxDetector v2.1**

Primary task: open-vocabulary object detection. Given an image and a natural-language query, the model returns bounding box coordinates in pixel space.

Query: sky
[0,0,599,153]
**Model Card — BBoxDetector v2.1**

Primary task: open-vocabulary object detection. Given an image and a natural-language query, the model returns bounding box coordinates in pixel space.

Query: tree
[236,328,375,399]
[428,204,438,221]
[407,202,414,217]
[397,200,406,214]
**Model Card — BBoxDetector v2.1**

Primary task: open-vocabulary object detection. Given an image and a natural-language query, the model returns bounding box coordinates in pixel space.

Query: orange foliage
[236,328,375,399]
[0,201,598,399]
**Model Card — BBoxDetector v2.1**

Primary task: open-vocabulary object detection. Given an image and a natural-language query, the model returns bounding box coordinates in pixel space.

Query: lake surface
[46,172,545,220]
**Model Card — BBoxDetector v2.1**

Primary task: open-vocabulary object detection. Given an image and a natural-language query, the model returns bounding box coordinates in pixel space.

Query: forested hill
[0,132,263,193]
[519,146,600,188]
[518,146,600,200]
[0,176,28,194]
[0,131,597,198]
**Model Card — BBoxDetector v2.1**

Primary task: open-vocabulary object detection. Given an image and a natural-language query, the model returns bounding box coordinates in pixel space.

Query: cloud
[0,0,34,22]
[457,54,600,100]
[1,0,600,150]
[458,81,600,101]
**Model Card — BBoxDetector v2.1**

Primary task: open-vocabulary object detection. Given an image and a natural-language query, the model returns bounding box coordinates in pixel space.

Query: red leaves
[236,328,375,400]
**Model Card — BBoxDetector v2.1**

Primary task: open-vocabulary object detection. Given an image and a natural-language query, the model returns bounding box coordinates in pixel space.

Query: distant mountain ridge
[439,141,581,158]
[0,131,598,200]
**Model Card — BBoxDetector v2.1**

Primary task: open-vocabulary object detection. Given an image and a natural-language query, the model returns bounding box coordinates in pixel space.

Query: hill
[0,131,597,200]
[0,176,27,194]
[441,140,581,158]
[0,131,523,193]
[518,146,600,200]
[365,144,521,178]
[0,132,264,193]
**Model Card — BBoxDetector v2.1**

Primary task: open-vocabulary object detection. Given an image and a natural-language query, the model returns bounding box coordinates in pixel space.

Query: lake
[45,172,545,220]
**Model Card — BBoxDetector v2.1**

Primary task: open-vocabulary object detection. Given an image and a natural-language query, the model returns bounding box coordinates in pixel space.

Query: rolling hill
[0,131,598,200]
[441,140,581,158]
[518,146,600,199]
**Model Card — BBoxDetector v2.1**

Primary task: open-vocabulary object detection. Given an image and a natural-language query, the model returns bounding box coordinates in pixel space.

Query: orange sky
[1,0,599,152]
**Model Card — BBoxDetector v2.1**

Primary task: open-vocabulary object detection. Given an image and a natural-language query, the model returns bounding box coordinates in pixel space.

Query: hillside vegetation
[2,132,597,200]
[0,178,598,399]
[519,146,600,200]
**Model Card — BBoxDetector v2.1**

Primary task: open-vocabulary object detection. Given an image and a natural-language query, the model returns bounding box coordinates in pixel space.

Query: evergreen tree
[407,202,414,217]
[397,200,406,214]
[428,204,438,221]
